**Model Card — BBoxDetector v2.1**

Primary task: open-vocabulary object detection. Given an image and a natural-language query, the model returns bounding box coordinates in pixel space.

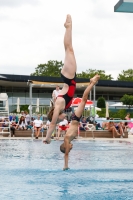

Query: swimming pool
[0,139,133,200]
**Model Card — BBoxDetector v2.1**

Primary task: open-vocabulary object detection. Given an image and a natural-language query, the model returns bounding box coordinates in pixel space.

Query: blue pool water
[0,139,133,200]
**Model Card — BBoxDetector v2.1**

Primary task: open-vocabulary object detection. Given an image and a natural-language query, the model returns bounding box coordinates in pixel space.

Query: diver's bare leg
[61,14,77,79]
[75,75,100,118]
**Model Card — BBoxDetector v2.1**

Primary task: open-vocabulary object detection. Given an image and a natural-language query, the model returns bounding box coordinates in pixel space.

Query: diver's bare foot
[90,74,100,84]
[64,14,72,28]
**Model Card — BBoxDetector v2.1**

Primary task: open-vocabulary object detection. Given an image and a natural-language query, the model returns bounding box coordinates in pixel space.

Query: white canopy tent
[106,102,109,118]
[36,98,40,113]
[0,93,8,101]
[85,106,101,111]
[110,102,127,107]
[17,98,20,113]
[73,106,101,111]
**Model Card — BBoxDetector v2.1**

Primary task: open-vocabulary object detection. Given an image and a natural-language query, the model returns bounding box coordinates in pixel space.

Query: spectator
[0,118,5,132]
[3,118,9,127]
[10,119,17,137]
[46,120,51,129]
[27,121,33,130]
[20,111,26,117]
[9,113,13,121]
[117,121,125,137]
[79,117,87,131]
[42,122,47,131]
[108,118,121,138]
[33,114,43,139]
[57,117,68,140]
[52,85,61,103]
[12,114,16,121]
[25,111,30,125]
[124,113,130,130]
[125,113,133,130]
[102,117,109,130]
[16,116,27,130]
[15,114,19,123]
[46,120,55,139]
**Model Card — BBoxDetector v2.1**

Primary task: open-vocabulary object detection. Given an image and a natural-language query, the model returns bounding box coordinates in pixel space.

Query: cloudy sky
[0,0,133,80]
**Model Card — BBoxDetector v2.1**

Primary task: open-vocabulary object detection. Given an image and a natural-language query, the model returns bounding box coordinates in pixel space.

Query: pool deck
[1,135,133,143]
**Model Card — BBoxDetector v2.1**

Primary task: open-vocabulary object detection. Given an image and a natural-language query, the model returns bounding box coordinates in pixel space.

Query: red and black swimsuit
[58,73,76,109]
[71,113,81,122]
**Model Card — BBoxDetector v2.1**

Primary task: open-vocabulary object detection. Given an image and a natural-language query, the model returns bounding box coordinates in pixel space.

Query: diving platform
[114,0,133,13]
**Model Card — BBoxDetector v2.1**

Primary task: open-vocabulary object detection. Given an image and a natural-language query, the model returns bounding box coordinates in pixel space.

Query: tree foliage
[31,59,133,81]
[31,60,63,77]
[77,69,113,80]
[108,109,127,119]
[117,69,133,81]
[97,108,132,119]
[97,97,106,108]
[120,94,133,107]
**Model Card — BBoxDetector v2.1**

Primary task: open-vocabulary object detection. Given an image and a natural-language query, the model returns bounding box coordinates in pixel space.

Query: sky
[0,0,133,80]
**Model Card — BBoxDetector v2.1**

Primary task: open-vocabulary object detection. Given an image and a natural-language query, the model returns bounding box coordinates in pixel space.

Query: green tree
[109,109,127,119]
[97,108,106,117]
[97,97,106,108]
[77,69,113,80]
[120,94,133,108]
[31,60,63,77]
[117,69,133,81]
[13,105,29,113]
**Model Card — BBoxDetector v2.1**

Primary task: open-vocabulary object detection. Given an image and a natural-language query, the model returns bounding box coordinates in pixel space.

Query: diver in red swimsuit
[58,73,76,109]
[44,14,77,144]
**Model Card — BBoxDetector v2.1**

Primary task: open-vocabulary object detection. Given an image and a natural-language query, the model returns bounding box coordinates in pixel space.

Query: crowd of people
[1,110,133,138]
[0,111,45,138]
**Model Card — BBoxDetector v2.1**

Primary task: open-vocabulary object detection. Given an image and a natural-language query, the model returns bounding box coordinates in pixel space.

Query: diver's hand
[43,138,51,144]
[63,167,70,171]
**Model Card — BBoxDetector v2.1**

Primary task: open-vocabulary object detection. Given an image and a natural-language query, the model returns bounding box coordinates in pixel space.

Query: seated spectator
[95,122,102,130]
[52,85,61,104]
[79,117,87,131]
[9,113,13,122]
[42,122,47,130]
[27,121,33,130]
[117,121,125,137]
[56,117,68,140]
[10,119,17,137]
[125,113,130,123]
[108,118,121,138]
[16,116,27,130]
[12,114,16,122]
[3,118,9,128]
[20,110,26,117]
[46,120,56,139]
[15,114,19,124]
[33,114,43,139]
[86,116,94,124]
[45,119,50,126]
[0,118,5,132]
[124,113,131,131]
[127,121,133,129]
[25,111,30,125]
[102,117,109,130]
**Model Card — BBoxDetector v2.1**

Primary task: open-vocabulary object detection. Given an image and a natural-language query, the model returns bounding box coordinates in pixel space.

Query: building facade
[0,74,133,112]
